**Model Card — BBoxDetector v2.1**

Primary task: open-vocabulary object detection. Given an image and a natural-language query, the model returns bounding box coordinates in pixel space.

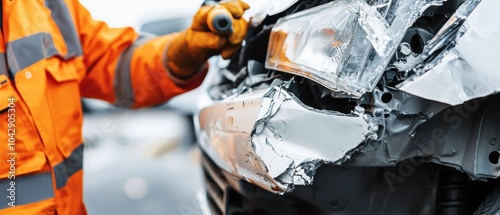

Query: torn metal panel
[349,89,500,181]
[347,88,450,166]
[198,81,377,194]
[197,89,266,178]
[252,84,377,192]
[396,96,500,180]
[197,0,500,199]
[399,0,500,105]
[418,0,481,60]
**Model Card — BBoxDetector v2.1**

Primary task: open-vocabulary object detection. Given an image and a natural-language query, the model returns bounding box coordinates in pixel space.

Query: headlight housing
[265,0,443,97]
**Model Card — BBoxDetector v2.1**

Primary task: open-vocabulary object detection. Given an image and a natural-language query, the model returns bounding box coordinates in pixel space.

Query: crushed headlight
[265,0,443,97]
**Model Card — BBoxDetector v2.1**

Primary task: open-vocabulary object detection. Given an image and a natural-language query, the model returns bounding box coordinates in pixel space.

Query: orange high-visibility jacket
[0,0,206,214]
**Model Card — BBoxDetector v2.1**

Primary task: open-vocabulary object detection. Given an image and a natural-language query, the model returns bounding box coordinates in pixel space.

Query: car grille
[201,152,228,215]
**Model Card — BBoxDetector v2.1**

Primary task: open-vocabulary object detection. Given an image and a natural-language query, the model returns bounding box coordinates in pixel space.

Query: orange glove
[165,0,250,79]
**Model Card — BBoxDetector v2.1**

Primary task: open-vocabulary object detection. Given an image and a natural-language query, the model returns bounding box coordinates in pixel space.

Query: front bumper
[195,0,500,197]
[196,82,377,194]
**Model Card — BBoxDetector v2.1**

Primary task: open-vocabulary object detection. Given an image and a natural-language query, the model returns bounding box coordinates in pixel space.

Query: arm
[71,1,205,108]
[71,0,248,108]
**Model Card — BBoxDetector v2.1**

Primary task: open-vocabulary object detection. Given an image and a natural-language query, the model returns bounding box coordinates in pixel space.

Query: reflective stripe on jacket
[0,0,206,214]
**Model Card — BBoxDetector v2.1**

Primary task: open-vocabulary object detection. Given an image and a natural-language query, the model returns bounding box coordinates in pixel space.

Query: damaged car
[194,0,500,214]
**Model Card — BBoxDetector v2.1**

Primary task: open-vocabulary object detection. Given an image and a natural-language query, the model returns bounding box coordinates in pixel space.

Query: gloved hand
[165,0,250,79]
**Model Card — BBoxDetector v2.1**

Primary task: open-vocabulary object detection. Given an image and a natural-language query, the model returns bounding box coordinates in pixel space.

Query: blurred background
[80,1,204,214]
[79,1,266,214]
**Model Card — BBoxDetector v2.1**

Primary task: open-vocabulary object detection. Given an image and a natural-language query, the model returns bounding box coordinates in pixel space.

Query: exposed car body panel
[400,0,500,105]
[198,82,376,193]
[196,0,500,204]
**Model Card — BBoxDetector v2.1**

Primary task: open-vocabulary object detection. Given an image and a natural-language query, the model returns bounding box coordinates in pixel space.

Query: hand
[165,0,250,79]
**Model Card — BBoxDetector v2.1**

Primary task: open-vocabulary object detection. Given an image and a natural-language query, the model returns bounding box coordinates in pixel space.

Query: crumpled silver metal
[197,81,377,193]
[399,0,499,106]
[196,0,497,195]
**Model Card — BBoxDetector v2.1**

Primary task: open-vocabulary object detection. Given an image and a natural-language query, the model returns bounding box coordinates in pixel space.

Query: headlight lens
[265,0,442,97]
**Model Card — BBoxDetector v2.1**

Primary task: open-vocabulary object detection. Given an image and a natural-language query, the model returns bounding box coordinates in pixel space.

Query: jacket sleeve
[70,0,207,108]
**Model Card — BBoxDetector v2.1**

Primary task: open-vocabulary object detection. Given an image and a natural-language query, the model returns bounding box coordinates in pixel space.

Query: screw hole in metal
[381,92,393,103]
[489,151,500,164]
